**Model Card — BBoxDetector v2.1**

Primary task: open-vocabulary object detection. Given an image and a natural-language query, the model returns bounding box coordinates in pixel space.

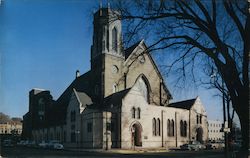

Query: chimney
[76,70,80,78]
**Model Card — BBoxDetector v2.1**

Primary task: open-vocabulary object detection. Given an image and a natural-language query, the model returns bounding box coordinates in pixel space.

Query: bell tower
[91,7,124,68]
[90,7,125,102]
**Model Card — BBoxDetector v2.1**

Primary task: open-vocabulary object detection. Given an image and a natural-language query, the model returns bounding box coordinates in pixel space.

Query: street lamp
[75,130,80,149]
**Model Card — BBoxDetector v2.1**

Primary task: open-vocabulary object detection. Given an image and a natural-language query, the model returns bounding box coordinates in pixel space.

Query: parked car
[47,140,64,150]
[17,140,27,146]
[26,140,36,147]
[38,141,49,148]
[180,144,195,151]
[180,141,205,151]
[3,139,14,147]
[206,142,219,149]
[205,143,213,150]
[53,143,64,150]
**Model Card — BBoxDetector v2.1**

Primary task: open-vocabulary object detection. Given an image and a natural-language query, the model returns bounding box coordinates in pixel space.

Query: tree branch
[223,0,245,41]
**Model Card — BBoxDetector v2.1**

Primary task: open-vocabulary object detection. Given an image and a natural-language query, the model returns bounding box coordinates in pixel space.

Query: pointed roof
[124,40,172,99]
[168,98,197,110]
[124,41,141,59]
[51,71,92,125]
[103,88,131,107]
[73,89,92,107]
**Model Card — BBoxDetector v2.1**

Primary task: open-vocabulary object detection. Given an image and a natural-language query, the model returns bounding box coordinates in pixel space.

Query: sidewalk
[65,147,170,154]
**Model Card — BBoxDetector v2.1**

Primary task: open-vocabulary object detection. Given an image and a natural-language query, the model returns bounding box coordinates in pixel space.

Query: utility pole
[222,82,229,158]
[105,111,108,150]
[161,110,164,147]
[210,70,229,158]
[175,112,178,147]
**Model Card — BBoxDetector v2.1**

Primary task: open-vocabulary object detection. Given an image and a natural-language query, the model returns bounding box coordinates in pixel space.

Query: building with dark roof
[22,7,208,149]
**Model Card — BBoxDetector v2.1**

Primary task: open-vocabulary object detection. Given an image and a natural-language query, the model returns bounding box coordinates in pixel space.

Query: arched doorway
[196,127,203,143]
[131,123,142,147]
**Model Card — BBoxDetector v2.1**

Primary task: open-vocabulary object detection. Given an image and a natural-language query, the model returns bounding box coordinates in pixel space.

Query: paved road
[1,146,224,158]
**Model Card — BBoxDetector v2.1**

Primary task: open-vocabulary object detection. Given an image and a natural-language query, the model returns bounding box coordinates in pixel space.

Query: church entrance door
[131,123,142,147]
[196,127,203,143]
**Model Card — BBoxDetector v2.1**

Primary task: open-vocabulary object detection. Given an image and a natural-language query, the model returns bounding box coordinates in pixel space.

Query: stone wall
[189,97,208,143]
[121,87,190,149]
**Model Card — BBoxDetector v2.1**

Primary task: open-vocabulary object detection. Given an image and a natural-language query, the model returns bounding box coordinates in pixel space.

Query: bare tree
[112,0,249,156]
[0,112,11,123]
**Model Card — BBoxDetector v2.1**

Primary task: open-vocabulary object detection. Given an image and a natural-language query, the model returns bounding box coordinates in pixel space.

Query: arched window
[167,119,171,136]
[184,121,187,137]
[200,115,202,124]
[132,107,136,119]
[152,118,156,136]
[112,27,118,52]
[134,76,150,103]
[196,115,199,124]
[180,120,184,136]
[106,28,109,51]
[157,118,161,136]
[137,108,141,119]
[171,119,175,136]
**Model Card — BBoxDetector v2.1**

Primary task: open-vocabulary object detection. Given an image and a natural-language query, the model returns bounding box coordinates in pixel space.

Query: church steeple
[90,7,125,101]
[91,7,123,68]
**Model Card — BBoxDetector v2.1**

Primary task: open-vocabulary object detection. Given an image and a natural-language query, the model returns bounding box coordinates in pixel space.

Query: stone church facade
[22,8,208,149]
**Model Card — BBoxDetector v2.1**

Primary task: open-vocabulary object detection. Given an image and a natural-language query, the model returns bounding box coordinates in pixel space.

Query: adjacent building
[23,7,208,149]
[0,121,22,135]
[208,120,224,141]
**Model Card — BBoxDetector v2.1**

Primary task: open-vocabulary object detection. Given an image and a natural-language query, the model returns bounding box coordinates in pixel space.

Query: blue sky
[0,0,224,121]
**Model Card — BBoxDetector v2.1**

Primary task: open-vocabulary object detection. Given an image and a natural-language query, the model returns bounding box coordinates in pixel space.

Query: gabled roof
[51,71,92,125]
[124,40,172,99]
[124,41,141,59]
[103,88,131,107]
[56,71,92,106]
[73,89,92,107]
[168,98,196,110]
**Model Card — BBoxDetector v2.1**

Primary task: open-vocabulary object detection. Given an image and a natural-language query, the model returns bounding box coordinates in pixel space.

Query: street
[1,146,224,158]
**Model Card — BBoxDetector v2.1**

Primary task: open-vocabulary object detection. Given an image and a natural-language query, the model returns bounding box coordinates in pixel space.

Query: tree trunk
[234,94,249,158]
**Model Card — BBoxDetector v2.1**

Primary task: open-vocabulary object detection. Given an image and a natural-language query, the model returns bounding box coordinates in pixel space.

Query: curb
[64,148,169,154]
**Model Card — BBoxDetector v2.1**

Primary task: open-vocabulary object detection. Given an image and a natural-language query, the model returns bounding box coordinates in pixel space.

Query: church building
[22,8,208,149]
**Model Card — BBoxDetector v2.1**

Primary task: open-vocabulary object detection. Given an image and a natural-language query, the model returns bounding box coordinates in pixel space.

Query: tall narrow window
[157,118,161,136]
[137,108,141,119]
[102,27,106,51]
[112,27,118,52]
[156,118,159,136]
[132,107,136,119]
[167,119,171,136]
[71,111,76,122]
[87,122,92,133]
[106,122,111,131]
[63,131,66,142]
[171,119,175,136]
[71,132,76,142]
[180,120,184,136]
[196,115,199,124]
[200,115,202,124]
[106,28,109,51]
[152,118,156,136]
[134,76,149,103]
[184,121,187,137]
[102,40,105,51]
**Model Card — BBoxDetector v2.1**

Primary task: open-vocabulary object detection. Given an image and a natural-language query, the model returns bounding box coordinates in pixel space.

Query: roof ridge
[169,98,196,104]
[168,98,197,110]
[124,40,142,59]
